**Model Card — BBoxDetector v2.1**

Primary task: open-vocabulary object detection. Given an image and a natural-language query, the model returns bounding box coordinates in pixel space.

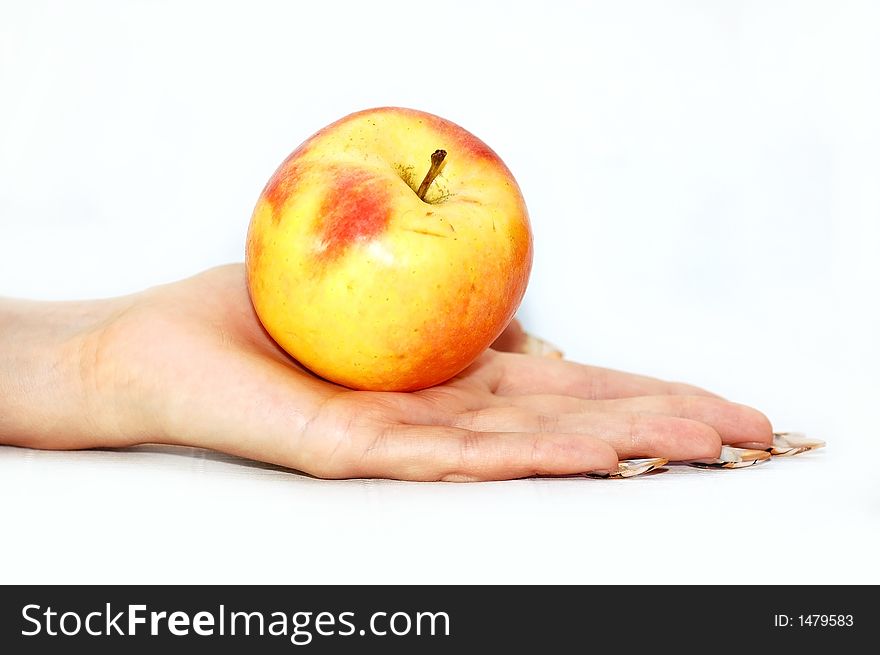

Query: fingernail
[687,445,771,469]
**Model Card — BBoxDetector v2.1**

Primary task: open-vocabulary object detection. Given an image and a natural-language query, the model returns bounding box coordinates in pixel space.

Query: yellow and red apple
[245,107,532,391]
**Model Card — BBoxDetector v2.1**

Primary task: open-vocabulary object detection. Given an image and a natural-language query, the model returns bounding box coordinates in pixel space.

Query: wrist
[0,295,142,449]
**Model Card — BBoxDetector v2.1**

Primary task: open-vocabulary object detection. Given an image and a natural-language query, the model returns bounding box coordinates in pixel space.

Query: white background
[1,0,878,583]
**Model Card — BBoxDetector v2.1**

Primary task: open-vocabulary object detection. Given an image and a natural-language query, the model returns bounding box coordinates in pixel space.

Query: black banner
[0,585,870,651]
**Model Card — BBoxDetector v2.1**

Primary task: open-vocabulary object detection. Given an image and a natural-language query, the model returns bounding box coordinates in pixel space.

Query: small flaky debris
[733,432,827,457]
[578,433,822,480]
[769,432,826,456]
[585,457,668,479]
[687,445,772,469]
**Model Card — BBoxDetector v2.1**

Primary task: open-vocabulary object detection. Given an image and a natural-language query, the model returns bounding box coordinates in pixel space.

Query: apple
[245,107,532,391]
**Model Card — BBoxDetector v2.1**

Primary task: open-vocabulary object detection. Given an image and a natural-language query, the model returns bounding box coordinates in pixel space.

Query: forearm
[0,296,132,449]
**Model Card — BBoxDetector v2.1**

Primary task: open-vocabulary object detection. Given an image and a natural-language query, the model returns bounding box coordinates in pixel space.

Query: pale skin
[0,264,772,481]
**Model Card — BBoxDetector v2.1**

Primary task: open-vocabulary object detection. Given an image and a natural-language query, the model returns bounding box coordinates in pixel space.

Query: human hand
[1,264,772,481]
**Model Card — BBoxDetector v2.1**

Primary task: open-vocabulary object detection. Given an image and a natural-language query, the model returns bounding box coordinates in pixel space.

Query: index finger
[493,352,723,400]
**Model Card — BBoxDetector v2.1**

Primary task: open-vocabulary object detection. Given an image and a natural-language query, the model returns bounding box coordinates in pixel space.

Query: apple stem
[416,149,447,201]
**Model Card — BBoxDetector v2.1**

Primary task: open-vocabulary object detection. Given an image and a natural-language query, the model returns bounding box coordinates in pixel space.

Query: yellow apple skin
[246,107,532,391]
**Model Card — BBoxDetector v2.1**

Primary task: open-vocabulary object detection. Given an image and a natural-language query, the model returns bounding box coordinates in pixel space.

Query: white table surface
[1,1,878,584]
[1,428,877,584]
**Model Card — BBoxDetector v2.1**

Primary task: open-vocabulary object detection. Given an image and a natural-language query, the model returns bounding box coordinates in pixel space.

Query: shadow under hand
[92,443,318,479]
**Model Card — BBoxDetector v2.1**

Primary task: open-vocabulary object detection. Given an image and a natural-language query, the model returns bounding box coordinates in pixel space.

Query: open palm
[90,264,771,481]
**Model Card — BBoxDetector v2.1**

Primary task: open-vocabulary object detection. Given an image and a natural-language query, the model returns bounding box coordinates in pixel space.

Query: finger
[451,407,723,461]
[503,394,772,446]
[494,351,723,399]
[338,425,619,482]
[503,393,599,414]
[601,396,773,446]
